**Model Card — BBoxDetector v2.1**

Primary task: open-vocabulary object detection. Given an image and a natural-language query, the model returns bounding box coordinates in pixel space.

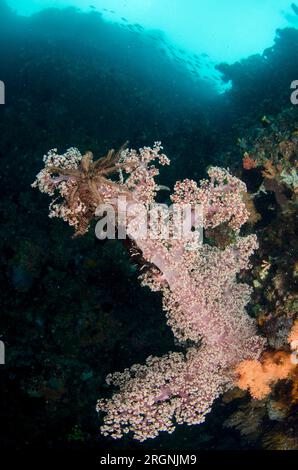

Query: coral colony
[33,142,286,441]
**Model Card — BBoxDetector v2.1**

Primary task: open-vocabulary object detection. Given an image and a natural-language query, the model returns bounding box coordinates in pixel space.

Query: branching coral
[32,143,265,441]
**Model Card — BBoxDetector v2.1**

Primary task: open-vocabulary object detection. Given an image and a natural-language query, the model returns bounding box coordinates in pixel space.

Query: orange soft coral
[288,320,298,350]
[235,321,298,399]
[242,152,257,170]
[235,351,294,399]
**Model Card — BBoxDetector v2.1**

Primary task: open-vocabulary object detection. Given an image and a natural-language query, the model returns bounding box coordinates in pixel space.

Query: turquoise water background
[5,0,298,63]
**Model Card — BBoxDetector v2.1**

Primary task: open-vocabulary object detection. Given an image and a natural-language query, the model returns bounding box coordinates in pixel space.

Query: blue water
[6,0,298,63]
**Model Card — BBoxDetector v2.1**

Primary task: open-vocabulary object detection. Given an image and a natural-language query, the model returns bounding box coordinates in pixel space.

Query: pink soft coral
[33,143,265,440]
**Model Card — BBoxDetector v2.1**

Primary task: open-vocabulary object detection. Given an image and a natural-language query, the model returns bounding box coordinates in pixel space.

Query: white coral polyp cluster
[171,167,249,231]
[97,346,230,441]
[32,147,82,194]
[146,235,259,346]
[32,148,87,229]
[121,142,170,205]
[280,168,298,192]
